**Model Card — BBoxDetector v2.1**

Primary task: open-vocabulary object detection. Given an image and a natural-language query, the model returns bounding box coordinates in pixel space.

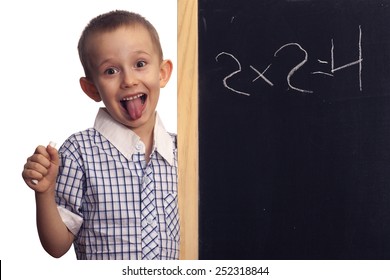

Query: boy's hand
[22,143,59,194]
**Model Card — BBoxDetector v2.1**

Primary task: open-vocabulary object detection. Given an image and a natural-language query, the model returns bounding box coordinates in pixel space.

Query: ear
[159,59,173,88]
[79,77,102,102]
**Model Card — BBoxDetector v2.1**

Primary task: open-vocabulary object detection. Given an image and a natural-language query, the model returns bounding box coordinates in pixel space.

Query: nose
[121,69,139,88]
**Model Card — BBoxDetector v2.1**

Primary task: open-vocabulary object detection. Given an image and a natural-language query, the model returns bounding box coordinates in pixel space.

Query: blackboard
[198,0,390,259]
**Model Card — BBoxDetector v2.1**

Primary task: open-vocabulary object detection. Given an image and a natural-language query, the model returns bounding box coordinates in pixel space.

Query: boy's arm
[35,191,75,258]
[22,144,74,258]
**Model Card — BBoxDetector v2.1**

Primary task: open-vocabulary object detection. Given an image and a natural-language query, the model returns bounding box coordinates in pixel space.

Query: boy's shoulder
[58,128,100,157]
[62,127,97,145]
[59,128,177,156]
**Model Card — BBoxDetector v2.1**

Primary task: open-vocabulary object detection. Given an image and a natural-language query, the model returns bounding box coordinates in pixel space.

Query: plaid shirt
[55,108,179,260]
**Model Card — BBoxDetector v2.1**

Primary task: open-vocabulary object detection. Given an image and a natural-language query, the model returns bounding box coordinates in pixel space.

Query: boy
[21,10,179,260]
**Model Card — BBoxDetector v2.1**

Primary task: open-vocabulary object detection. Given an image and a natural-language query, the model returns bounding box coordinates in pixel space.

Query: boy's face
[81,25,172,133]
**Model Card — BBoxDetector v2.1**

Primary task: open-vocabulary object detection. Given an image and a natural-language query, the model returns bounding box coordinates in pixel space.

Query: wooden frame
[178,0,199,259]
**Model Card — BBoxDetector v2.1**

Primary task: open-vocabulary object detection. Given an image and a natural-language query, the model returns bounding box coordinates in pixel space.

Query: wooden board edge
[178,0,199,260]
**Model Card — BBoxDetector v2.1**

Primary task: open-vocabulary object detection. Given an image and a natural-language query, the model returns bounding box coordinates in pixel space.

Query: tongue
[125,97,143,120]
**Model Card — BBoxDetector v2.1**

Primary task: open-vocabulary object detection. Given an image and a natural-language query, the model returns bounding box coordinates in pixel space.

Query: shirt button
[144,177,151,185]
[147,217,154,225]
[135,143,142,150]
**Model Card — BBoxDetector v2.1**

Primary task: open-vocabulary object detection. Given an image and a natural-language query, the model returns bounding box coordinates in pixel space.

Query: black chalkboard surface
[198,0,390,259]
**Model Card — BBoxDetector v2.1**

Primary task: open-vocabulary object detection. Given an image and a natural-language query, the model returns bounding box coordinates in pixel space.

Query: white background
[0,0,177,271]
[1,1,389,279]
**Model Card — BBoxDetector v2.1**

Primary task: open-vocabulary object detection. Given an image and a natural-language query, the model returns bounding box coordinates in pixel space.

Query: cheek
[145,70,163,87]
[96,80,117,96]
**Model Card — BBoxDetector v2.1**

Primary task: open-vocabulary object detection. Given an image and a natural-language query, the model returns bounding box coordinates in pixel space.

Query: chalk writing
[215,52,251,96]
[216,26,363,96]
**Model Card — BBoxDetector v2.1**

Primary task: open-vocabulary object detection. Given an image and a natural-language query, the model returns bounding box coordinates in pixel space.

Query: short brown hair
[78,10,163,79]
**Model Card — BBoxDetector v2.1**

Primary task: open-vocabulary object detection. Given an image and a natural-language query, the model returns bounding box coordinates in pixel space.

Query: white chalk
[31,141,57,185]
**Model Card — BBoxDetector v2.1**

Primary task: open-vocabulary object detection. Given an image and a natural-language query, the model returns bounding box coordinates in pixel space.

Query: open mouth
[120,93,147,107]
[120,93,147,120]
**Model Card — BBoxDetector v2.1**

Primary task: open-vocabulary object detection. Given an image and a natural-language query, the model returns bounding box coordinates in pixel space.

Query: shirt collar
[93,108,175,166]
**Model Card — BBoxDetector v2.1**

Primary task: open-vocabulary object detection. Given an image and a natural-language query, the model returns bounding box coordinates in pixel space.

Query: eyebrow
[96,50,153,67]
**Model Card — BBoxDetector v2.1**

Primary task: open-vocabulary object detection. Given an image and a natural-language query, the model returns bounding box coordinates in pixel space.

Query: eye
[104,67,119,75]
[135,61,147,68]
